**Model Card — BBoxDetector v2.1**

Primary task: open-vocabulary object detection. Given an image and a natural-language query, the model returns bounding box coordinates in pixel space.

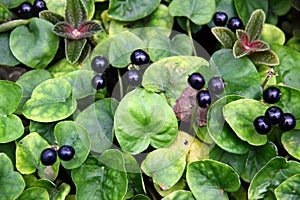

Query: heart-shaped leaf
[245,9,265,41]
[10,18,59,69]
[0,32,19,66]
[162,190,195,200]
[65,38,87,64]
[71,150,127,200]
[141,148,186,190]
[75,98,118,153]
[18,187,49,200]
[248,50,279,66]
[47,58,81,78]
[282,130,300,159]
[22,78,77,123]
[261,24,286,45]
[248,157,300,199]
[169,0,215,25]
[187,159,240,199]
[211,27,236,48]
[223,99,268,146]
[0,153,25,200]
[16,132,60,180]
[275,174,300,199]
[114,88,178,154]
[107,0,160,21]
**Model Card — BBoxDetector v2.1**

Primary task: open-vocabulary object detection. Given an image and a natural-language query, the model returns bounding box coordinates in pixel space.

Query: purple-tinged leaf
[233,40,249,58]
[248,50,280,66]
[52,22,75,39]
[245,9,265,41]
[211,27,236,48]
[39,10,64,25]
[248,40,269,52]
[65,38,87,64]
[65,0,87,28]
[76,20,102,39]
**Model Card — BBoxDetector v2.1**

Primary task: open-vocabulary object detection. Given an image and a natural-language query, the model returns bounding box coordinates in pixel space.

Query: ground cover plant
[1,0,300,199]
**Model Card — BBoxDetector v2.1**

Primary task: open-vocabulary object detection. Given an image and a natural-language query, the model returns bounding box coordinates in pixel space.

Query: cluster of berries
[90,55,108,90]
[253,87,296,134]
[15,0,47,19]
[40,145,75,166]
[213,11,243,32]
[187,72,226,108]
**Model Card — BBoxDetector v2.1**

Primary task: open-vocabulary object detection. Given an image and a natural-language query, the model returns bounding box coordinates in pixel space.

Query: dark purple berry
[127,69,141,86]
[263,87,281,104]
[91,74,105,90]
[213,11,228,26]
[40,148,57,166]
[264,106,283,125]
[130,49,150,65]
[279,113,296,132]
[188,72,205,90]
[227,17,243,32]
[208,77,226,95]
[17,2,34,19]
[91,56,108,73]
[253,116,271,134]
[196,90,211,108]
[58,145,75,161]
[33,0,47,16]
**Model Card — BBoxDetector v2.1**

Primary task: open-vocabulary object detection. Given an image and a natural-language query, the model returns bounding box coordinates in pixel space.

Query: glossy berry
[33,0,47,15]
[208,77,226,95]
[91,56,108,73]
[227,17,243,32]
[264,106,283,125]
[196,90,211,108]
[279,113,296,132]
[263,87,281,104]
[127,69,141,86]
[40,148,57,166]
[188,72,205,90]
[91,74,105,90]
[130,49,150,65]
[17,2,34,19]
[213,11,228,26]
[253,116,271,134]
[58,145,75,161]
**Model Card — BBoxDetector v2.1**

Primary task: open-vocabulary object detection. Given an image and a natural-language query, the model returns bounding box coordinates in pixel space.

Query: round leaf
[282,130,300,160]
[114,88,178,154]
[0,32,19,66]
[275,174,300,199]
[0,80,22,114]
[261,24,285,45]
[75,98,118,153]
[10,18,59,69]
[141,148,186,190]
[162,190,195,200]
[54,121,91,169]
[223,99,268,146]
[18,187,49,200]
[187,159,240,200]
[0,153,25,200]
[16,132,60,180]
[0,114,24,143]
[22,78,77,123]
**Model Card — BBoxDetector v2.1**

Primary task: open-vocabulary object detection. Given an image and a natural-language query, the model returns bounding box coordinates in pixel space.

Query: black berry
[58,145,75,161]
[33,0,47,16]
[227,17,243,32]
[188,72,205,90]
[196,90,211,108]
[40,148,57,166]
[263,87,281,104]
[264,106,283,125]
[91,74,105,90]
[91,56,108,73]
[208,77,226,95]
[253,116,271,134]
[127,69,141,86]
[279,113,296,132]
[130,49,150,65]
[17,2,34,19]
[213,11,228,26]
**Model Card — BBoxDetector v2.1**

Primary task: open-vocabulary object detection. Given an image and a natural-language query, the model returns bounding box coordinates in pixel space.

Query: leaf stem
[186,19,197,56]
[117,69,124,99]
[261,68,277,89]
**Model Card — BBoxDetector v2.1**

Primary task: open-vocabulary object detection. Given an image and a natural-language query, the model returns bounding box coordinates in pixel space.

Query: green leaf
[16,132,60,180]
[0,19,31,33]
[0,80,22,114]
[207,95,251,154]
[286,37,300,52]
[22,78,77,123]
[0,153,25,200]
[52,21,75,39]
[75,98,118,153]
[211,27,236,48]
[18,187,50,200]
[248,50,279,66]
[141,148,186,190]
[29,121,56,144]
[0,0,24,9]
[169,0,216,25]
[65,0,87,28]
[148,34,193,62]
[47,58,81,78]
[71,150,127,200]
[65,38,87,64]
[269,0,291,16]
[210,49,261,98]
[10,18,59,69]
[248,157,300,200]
[39,10,65,24]
[245,9,265,41]
[223,99,268,146]
[154,178,186,197]
[54,121,91,169]
[107,0,160,21]
[0,32,19,66]
[233,40,249,58]
[142,56,209,107]
[132,194,151,200]
[45,0,65,17]
[261,24,286,45]
[187,159,240,200]
[162,190,196,200]
[114,88,178,154]
[234,0,268,25]
[282,130,300,159]
[273,44,300,88]
[275,174,300,199]
[0,114,24,143]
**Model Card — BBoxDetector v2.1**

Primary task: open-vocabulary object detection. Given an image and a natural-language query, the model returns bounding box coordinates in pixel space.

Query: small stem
[262,68,277,89]
[117,69,124,99]
[186,19,197,56]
